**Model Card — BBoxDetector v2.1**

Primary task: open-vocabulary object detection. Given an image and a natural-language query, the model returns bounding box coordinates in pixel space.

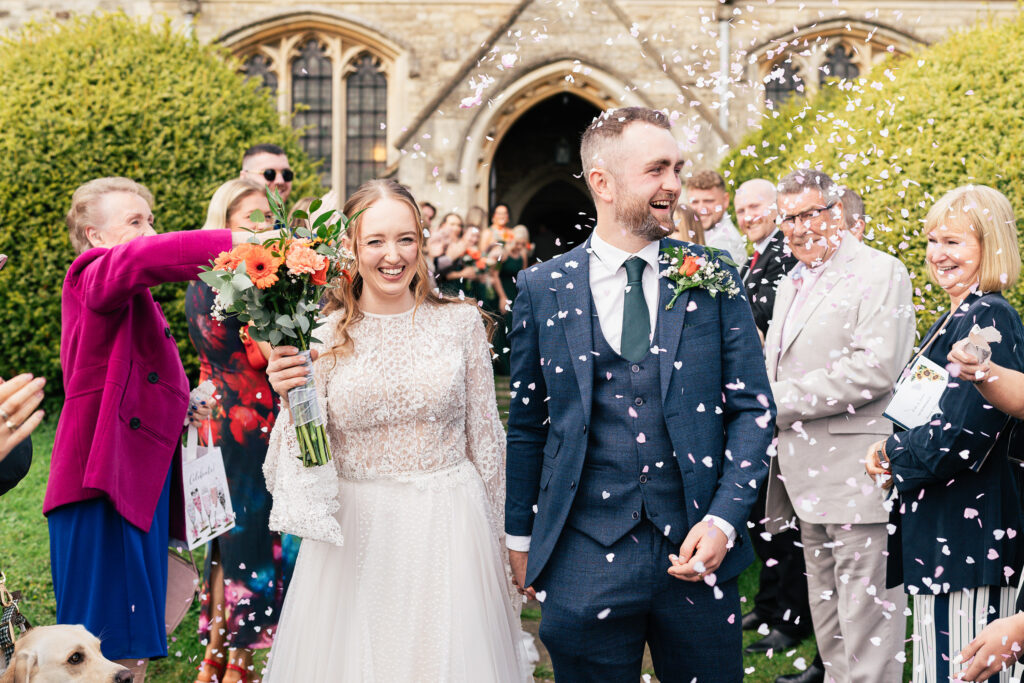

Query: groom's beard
[616,189,673,242]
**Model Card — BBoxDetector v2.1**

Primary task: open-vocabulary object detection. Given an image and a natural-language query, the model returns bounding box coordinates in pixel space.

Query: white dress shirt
[506,231,736,554]
[703,214,748,268]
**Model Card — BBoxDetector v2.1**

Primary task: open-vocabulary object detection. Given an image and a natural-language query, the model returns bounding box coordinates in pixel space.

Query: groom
[505,107,775,682]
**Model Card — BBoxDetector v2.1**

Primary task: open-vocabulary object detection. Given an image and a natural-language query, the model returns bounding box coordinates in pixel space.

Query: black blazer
[886,292,1024,593]
[741,231,797,335]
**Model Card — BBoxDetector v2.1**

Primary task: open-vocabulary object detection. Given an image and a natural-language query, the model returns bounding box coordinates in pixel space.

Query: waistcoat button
[164,327,172,338]
[129,417,141,430]
[147,372,159,384]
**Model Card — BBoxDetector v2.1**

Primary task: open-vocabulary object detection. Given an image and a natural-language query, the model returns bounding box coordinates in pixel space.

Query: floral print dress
[185,280,299,650]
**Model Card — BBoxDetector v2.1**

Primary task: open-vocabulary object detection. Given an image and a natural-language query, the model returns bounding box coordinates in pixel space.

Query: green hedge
[0,13,323,407]
[720,14,1024,332]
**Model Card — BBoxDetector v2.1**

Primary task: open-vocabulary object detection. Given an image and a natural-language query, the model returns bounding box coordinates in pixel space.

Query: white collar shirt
[587,231,661,355]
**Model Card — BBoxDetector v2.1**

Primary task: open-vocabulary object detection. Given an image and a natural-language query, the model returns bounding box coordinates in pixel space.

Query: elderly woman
[866,185,1024,683]
[44,177,262,681]
[186,178,297,683]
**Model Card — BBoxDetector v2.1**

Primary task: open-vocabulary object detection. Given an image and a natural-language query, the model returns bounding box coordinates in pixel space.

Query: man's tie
[620,256,651,362]
[748,250,761,273]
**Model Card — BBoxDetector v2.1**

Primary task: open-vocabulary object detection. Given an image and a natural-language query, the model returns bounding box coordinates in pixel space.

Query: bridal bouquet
[199,190,357,467]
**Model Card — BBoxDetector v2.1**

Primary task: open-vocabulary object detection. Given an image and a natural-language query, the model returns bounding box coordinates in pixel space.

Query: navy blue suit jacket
[505,239,776,587]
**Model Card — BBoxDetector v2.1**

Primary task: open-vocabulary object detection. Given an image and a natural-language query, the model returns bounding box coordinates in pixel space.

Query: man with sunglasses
[762,169,913,683]
[241,143,294,203]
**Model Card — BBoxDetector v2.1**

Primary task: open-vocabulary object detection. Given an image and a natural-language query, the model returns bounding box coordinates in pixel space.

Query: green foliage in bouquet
[0,12,322,407]
[720,14,1024,334]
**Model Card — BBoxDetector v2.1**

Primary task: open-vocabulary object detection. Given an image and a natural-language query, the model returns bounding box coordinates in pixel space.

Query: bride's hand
[267,346,320,407]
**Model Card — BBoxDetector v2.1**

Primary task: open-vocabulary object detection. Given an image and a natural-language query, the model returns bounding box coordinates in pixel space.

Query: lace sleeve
[461,307,518,604]
[263,317,344,546]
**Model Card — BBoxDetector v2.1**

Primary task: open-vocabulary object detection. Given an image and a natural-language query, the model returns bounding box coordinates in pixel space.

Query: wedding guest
[841,187,866,240]
[492,224,531,374]
[262,179,530,681]
[0,373,45,496]
[765,168,913,683]
[186,178,298,683]
[732,178,809,660]
[418,201,437,229]
[670,204,704,244]
[866,184,1024,683]
[686,170,747,267]
[428,212,463,282]
[481,203,512,252]
[240,144,293,204]
[465,205,487,232]
[45,177,257,681]
[735,178,797,337]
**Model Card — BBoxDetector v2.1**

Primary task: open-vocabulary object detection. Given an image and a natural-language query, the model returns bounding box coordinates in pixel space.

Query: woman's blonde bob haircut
[323,179,488,356]
[66,177,155,254]
[202,178,266,231]
[925,184,1020,293]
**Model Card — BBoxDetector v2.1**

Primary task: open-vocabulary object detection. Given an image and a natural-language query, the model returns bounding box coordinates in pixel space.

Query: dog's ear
[0,651,36,683]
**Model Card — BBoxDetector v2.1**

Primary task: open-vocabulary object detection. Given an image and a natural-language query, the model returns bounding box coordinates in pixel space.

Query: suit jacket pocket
[827,414,893,436]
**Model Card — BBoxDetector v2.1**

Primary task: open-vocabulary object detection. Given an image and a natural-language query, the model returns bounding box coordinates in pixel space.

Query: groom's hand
[667,520,728,582]
[509,550,536,599]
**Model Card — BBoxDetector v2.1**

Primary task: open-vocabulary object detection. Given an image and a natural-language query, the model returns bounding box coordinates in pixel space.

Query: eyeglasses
[778,201,836,228]
[248,168,293,183]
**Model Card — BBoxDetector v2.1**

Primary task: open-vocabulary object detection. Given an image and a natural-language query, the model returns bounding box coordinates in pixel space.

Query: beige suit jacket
[764,236,915,532]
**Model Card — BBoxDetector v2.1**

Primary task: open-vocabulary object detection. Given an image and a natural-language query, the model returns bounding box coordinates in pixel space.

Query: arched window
[765,58,802,108]
[345,55,388,197]
[292,40,333,181]
[226,20,399,194]
[243,53,278,95]
[821,43,860,83]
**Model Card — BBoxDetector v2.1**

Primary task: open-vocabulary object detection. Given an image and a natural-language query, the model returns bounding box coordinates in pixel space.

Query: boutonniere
[659,245,741,310]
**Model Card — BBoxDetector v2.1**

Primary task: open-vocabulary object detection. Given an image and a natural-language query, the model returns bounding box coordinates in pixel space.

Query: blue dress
[48,464,171,660]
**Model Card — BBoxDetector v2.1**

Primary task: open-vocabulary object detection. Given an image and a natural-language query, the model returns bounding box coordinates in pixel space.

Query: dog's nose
[114,669,134,683]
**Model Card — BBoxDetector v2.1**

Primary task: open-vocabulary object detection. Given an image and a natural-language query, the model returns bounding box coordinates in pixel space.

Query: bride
[261,179,531,682]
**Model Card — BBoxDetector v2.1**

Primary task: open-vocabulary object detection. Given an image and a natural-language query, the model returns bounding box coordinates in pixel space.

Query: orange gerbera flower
[212,250,241,271]
[240,244,282,289]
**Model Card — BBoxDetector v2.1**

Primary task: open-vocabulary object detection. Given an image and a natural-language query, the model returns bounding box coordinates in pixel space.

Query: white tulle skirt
[264,460,532,682]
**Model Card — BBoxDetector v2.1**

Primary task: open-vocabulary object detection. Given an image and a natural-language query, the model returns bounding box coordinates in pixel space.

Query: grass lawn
[0,381,907,681]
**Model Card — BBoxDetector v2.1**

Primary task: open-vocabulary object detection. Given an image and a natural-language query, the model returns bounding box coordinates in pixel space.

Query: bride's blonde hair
[323,179,490,357]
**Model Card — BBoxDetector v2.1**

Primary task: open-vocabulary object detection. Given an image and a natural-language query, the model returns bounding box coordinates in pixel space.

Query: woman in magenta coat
[44,177,259,681]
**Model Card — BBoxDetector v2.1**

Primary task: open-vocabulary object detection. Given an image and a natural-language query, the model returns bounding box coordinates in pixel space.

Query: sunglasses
[253,168,294,183]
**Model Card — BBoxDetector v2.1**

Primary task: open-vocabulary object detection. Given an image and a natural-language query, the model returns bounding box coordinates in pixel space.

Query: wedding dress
[262,302,531,682]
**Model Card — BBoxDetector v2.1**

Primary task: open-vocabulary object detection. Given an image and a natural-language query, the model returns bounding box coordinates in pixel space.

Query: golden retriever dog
[0,625,131,683]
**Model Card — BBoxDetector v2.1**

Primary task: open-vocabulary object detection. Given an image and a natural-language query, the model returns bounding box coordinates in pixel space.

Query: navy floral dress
[185,281,299,649]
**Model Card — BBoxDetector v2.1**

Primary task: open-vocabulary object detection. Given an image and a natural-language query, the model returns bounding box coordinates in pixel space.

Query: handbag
[0,570,30,667]
[165,546,199,636]
[240,324,268,370]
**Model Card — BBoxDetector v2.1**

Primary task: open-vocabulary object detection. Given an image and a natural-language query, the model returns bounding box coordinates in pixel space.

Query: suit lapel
[766,276,796,380]
[657,246,689,403]
[552,243,595,425]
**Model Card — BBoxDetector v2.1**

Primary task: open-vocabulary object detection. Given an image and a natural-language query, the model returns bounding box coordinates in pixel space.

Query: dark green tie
[620,256,651,362]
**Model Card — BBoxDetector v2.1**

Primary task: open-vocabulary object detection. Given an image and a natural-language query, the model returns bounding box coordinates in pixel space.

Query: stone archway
[488,93,600,259]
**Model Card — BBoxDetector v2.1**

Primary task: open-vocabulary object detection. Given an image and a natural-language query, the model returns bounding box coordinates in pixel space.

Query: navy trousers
[536,521,743,683]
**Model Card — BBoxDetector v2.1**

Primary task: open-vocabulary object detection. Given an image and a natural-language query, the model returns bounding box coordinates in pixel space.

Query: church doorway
[489,93,599,261]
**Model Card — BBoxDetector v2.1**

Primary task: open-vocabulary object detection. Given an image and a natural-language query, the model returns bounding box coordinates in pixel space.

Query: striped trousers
[912,586,1020,683]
